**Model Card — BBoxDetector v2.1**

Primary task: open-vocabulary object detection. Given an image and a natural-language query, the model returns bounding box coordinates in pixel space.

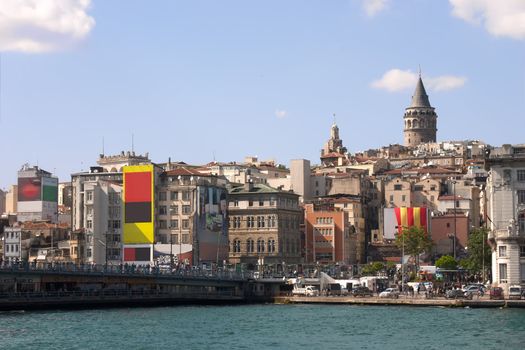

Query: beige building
[4,185,17,214]
[228,183,302,267]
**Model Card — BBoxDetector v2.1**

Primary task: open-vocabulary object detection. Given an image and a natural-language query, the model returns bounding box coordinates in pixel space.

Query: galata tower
[403,75,437,147]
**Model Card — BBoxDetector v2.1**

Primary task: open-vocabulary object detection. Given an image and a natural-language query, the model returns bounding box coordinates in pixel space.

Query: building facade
[486,144,525,292]
[228,183,302,266]
[304,203,351,264]
[17,165,58,223]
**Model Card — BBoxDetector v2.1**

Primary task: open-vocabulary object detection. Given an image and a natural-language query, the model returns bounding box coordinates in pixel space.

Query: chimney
[244,179,254,192]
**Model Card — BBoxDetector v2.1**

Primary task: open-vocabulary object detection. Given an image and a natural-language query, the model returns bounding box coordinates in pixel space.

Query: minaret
[403,75,438,147]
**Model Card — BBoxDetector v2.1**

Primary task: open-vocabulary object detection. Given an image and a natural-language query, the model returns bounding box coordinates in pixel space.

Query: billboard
[123,244,153,263]
[123,165,154,245]
[195,186,228,263]
[18,177,42,202]
[42,177,58,202]
[383,207,429,240]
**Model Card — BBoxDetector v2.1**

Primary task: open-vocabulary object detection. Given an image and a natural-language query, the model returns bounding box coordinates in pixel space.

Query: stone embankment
[274,296,525,308]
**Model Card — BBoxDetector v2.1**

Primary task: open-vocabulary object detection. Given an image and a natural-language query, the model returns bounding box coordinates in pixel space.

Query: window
[172,234,179,244]
[182,205,191,214]
[86,207,93,216]
[247,239,254,253]
[158,192,167,201]
[267,239,275,253]
[170,191,178,200]
[499,263,507,283]
[430,196,435,202]
[170,205,179,215]
[259,200,264,206]
[518,190,525,205]
[170,219,179,229]
[270,197,276,206]
[519,212,525,234]
[182,219,190,229]
[182,234,189,244]
[86,191,93,201]
[87,248,92,258]
[430,186,436,191]
[520,246,525,257]
[86,220,93,229]
[402,195,406,202]
[158,220,167,229]
[234,200,239,207]
[248,200,253,207]
[499,246,507,257]
[389,195,394,202]
[518,170,525,182]
[159,206,167,215]
[394,184,402,191]
[257,239,265,253]
[233,240,241,253]
[182,191,191,201]
[414,185,423,191]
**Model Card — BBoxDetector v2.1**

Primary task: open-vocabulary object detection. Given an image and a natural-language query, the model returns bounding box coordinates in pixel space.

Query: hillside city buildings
[1,77,523,295]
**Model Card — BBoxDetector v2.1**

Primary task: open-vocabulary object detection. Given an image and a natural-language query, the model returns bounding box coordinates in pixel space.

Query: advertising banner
[383,207,429,239]
[196,186,228,263]
[123,165,154,246]
[42,177,58,202]
[18,177,42,202]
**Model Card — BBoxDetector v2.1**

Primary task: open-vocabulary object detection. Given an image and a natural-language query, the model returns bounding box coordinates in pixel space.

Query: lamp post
[395,225,405,293]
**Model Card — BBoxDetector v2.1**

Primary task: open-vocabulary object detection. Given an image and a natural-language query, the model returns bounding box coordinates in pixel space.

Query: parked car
[379,288,399,299]
[489,287,504,300]
[352,286,373,297]
[462,285,486,295]
[508,285,522,300]
[445,289,473,300]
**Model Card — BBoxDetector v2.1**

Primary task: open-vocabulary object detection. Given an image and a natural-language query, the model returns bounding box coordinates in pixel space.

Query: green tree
[435,255,458,270]
[361,262,385,276]
[461,227,491,275]
[395,226,433,271]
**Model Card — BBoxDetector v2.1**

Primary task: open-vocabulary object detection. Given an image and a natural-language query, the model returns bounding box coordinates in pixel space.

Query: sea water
[1,304,524,349]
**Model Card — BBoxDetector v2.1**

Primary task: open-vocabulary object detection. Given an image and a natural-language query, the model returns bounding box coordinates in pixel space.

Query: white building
[3,227,23,263]
[486,144,525,292]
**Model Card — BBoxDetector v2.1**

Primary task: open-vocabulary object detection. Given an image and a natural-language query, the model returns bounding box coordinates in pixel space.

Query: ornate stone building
[227,183,302,267]
[403,76,438,148]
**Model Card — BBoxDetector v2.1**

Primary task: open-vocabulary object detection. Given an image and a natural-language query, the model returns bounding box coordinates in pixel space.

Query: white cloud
[449,0,525,40]
[371,69,467,92]
[362,0,389,17]
[0,0,95,53]
[275,109,287,119]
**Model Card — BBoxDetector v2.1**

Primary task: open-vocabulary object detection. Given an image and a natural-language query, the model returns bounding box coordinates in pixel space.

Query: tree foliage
[460,227,491,273]
[361,261,385,276]
[435,255,458,270]
[395,226,433,260]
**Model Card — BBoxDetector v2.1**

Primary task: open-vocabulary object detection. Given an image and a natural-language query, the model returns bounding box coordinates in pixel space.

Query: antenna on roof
[418,64,422,77]
[333,113,336,124]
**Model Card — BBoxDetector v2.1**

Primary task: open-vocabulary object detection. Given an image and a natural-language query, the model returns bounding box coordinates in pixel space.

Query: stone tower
[403,76,437,147]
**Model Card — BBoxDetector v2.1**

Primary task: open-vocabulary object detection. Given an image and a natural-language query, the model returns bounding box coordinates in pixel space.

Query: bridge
[0,263,286,310]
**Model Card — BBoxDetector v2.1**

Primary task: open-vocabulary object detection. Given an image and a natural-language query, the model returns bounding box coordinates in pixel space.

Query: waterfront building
[227,183,302,267]
[155,167,229,266]
[486,144,525,291]
[304,203,352,264]
[403,75,438,148]
[3,227,26,263]
[16,165,58,223]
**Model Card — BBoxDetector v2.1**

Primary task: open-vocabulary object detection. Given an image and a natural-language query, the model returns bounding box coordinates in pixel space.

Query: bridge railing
[0,261,254,281]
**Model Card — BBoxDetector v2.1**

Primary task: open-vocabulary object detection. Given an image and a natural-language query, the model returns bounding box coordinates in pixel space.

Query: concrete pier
[274,296,525,308]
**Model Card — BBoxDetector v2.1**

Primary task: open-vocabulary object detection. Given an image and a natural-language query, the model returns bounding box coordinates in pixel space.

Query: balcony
[489,228,524,240]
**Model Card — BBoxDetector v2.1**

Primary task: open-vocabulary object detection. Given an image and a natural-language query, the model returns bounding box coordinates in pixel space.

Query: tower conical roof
[410,76,431,108]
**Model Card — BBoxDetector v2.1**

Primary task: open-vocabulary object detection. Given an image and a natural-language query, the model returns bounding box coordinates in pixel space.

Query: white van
[508,285,522,300]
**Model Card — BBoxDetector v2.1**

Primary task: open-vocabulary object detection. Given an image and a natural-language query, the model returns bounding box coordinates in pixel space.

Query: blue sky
[0,0,524,188]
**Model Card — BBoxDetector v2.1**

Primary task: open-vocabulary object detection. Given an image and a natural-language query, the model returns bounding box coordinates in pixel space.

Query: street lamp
[395,225,405,293]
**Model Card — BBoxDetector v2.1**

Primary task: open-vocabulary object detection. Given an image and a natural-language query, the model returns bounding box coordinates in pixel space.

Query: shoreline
[274,296,525,308]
